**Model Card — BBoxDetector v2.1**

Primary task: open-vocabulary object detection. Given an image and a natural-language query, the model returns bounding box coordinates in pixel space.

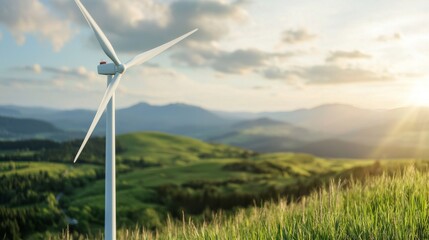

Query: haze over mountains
[1,102,429,158]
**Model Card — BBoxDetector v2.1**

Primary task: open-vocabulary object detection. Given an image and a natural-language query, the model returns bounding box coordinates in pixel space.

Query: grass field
[2,132,427,239]
[0,161,100,177]
[153,165,429,239]
[116,132,250,164]
[54,164,429,239]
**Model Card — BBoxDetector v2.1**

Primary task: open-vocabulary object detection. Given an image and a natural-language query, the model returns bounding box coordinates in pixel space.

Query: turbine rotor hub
[116,64,125,73]
[97,62,125,75]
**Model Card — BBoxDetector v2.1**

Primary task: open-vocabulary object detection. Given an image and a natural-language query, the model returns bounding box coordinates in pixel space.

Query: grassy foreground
[56,165,429,239]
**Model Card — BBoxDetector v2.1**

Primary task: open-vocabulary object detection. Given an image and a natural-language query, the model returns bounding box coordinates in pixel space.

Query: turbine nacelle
[98,62,126,75]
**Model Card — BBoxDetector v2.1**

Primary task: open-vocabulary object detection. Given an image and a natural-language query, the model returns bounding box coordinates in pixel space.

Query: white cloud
[115,65,276,111]
[376,33,402,42]
[301,65,393,85]
[0,0,74,51]
[33,64,42,74]
[326,50,372,62]
[18,65,98,81]
[211,49,293,74]
[282,29,317,44]
[263,64,394,85]
[172,46,296,76]
[53,0,247,53]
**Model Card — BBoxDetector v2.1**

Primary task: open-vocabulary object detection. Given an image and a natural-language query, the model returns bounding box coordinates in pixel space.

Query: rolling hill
[258,104,383,135]
[1,131,378,238]
[0,102,232,139]
[0,115,86,141]
[3,131,429,239]
[208,118,324,152]
[0,115,61,139]
[4,103,429,158]
[115,102,231,138]
[116,132,251,165]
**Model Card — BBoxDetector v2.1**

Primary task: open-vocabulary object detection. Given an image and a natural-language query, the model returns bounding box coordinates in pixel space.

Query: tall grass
[58,166,429,239]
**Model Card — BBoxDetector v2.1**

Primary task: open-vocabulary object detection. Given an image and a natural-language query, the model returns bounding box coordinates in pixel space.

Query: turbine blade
[125,29,198,69]
[74,0,121,65]
[73,73,123,163]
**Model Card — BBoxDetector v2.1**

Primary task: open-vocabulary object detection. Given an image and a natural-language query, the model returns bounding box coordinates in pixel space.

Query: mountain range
[1,102,429,158]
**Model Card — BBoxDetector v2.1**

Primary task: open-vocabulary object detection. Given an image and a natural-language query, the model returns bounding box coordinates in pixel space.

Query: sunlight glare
[408,81,429,107]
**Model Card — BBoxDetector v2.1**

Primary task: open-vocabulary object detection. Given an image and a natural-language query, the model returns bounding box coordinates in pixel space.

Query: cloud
[173,46,295,75]
[300,65,393,85]
[53,0,276,77]
[53,0,247,53]
[212,49,292,74]
[116,64,276,111]
[263,67,296,80]
[33,64,42,74]
[263,65,393,85]
[18,65,98,81]
[282,29,316,44]
[326,50,372,62]
[45,66,98,80]
[170,42,219,67]
[0,76,42,87]
[376,33,401,42]
[2,64,105,97]
[0,0,74,51]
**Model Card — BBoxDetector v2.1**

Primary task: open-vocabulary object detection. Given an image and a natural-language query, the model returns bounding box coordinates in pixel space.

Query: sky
[0,0,429,112]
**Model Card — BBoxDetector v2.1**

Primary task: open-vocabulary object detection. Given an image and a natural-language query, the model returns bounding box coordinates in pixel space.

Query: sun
[408,82,429,107]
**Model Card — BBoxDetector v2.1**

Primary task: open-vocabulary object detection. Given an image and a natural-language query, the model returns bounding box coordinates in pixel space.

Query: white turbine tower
[72,1,197,239]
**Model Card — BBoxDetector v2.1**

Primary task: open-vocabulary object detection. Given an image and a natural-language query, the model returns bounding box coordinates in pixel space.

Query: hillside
[0,103,232,138]
[260,104,382,135]
[0,115,62,139]
[116,132,250,164]
[117,103,230,134]
[4,103,429,158]
[208,118,323,152]
[0,132,377,239]
[113,164,428,239]
[33,132,251,165]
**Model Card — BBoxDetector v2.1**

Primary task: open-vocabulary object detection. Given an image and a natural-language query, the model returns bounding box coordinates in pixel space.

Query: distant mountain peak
[164,102,205,109]
[126,102,205,111]
[127,102,151,108]
[232,117,288,129]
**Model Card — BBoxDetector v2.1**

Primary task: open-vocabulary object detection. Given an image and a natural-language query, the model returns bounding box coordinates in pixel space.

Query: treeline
[0,138,125,165]
[0,170,104,206]
[0,205,64,240]
[36,138,109,164]
[197,148,258,159]
[153,161,402,221]
[0,169,104,239]
[0,139,60,151]
[154,176,326,218]
[0,138,256,165]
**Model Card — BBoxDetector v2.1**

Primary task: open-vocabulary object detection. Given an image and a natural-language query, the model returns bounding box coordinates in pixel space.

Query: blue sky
[1,0,429,112]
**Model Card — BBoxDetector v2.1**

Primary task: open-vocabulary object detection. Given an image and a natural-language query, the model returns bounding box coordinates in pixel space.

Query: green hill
[208,118,324,152]
[117,132,251,165]
[33,132,252,165]
[1,131,425,239]
[119,165,429,239]
[0,115,61,137]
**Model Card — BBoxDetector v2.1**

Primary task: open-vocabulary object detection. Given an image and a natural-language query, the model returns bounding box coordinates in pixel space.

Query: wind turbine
[72,1,197,239]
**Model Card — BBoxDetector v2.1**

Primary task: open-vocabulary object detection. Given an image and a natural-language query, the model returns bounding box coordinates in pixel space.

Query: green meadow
[1,132,427,239]
[107,165,429,240]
